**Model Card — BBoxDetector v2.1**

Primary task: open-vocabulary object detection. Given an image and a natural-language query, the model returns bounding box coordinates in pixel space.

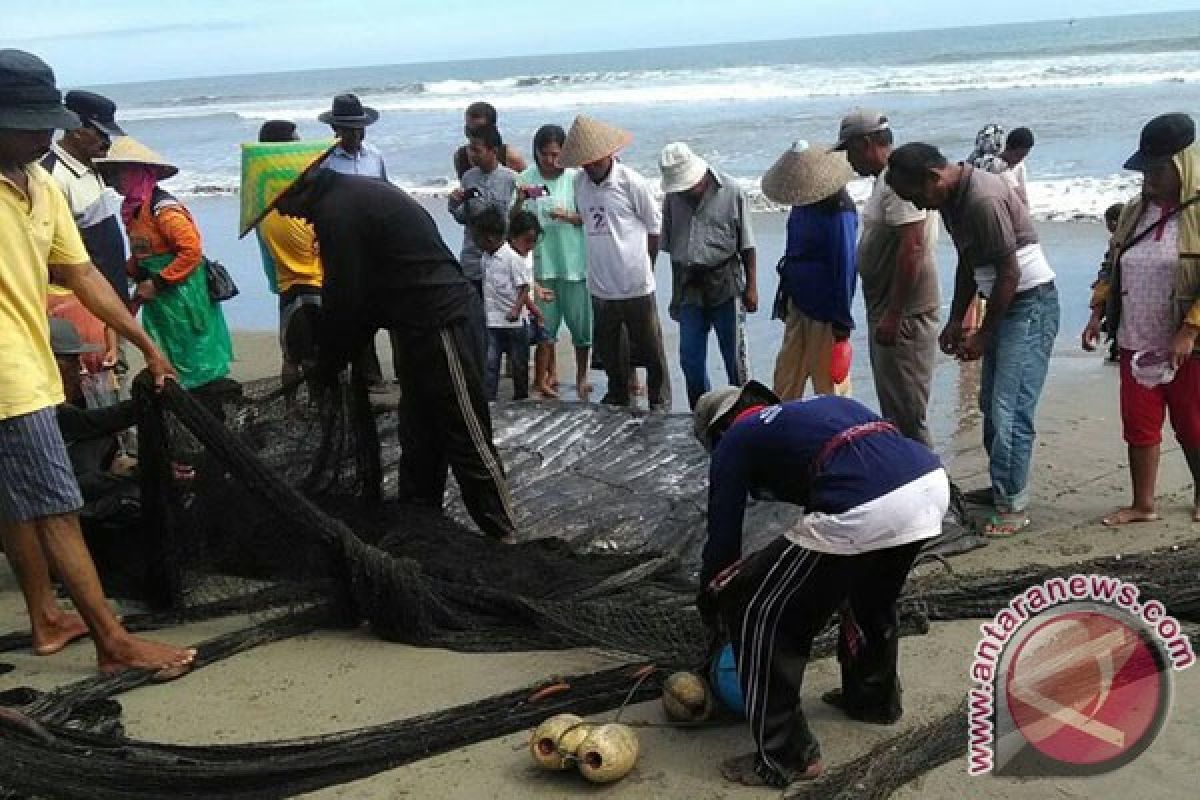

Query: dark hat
[0,49,80,132]
[64,90,124,137]
[49,317,102,357]
[1124,113,1195,171]
[832,108,890,151]
[317,93,379,128]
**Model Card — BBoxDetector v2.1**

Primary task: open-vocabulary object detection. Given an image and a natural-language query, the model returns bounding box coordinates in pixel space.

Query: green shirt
[518,166,588,282]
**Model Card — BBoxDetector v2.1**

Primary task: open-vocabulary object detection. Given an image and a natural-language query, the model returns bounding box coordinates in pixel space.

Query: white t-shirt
[482,243,533,328]
[973,242,1056,297]
[1003,162,1028,198]
[573,161,662,300]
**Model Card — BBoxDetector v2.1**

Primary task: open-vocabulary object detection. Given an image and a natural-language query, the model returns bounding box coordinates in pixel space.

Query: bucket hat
[93,136,178,180]
[0,49,80,132]
[660,142,709,193]
[559,115,633,168]
[761,140,853,206]
[317,93,379,128]
[693,380,780,451]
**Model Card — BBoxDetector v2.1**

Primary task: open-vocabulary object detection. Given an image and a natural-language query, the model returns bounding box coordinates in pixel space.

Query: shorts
[1119,349,1200,448]
[538,278,592,348]
[528,317,553,346]
[0,407,84,524]
[279,289,322,367]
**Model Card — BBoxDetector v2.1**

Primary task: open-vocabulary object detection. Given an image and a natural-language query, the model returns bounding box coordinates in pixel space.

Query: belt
[1011,280,1056,303]
[809,420,898,478]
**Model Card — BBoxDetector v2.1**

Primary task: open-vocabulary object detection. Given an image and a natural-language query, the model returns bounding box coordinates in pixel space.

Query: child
[1093,202,1124,364]
[476,209,541,401]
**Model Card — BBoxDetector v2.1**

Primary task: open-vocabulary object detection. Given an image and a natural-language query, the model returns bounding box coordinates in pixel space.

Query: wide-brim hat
[93,136,178,180]
[0,49,80,132]
[238,140,335,237]
[762,141,854,206]
[1124,112,1195,172]
[559,115,633,168]
[693,380,780,451]
[660,141,709,193]
[317,93,379,128]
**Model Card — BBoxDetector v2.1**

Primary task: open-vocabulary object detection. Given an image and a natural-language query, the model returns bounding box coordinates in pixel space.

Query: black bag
[204,257,239,303]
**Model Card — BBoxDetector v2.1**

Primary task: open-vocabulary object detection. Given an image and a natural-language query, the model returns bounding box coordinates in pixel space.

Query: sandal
[981,512,1030,538]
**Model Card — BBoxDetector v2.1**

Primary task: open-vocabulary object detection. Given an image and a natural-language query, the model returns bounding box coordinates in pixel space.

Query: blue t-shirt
[703,395,941,582]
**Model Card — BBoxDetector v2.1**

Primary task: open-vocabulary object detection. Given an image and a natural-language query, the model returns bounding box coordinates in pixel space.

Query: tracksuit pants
[714,537,923,777]
[391,318,518,540]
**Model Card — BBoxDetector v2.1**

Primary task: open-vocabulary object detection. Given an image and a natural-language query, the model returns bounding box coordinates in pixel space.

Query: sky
[8,0,1198,85]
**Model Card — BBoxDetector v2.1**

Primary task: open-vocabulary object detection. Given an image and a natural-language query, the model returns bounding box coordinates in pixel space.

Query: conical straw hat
[93,136,178,180]
[559,115,633,168]
[238,139,334,237]
[761,140,854,207]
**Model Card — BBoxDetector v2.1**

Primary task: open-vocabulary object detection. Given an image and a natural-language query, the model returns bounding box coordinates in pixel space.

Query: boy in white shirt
[476,209,542,401]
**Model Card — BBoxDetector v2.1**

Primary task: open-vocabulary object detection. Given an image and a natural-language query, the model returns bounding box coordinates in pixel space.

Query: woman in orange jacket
[96,138,232,391]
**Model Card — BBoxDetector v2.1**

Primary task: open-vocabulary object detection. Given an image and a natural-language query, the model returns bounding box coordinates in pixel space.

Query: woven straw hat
[94,136,178,180]
[761,140,853,206]
[559,115,633,168]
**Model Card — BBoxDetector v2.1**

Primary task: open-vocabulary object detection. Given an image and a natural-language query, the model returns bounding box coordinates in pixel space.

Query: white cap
[659,141,710,194]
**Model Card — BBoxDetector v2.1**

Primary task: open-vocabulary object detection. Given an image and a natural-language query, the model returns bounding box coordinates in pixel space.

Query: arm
[700,430,755,586]
[736,191,759,312]
[447,190,468,223]
[151,207,204,286]
[53,262,175,385]
[829,210,858,337]
[508,285,531,322]
[876,220,927,346]
[958,199,1022,360]
[505,146,528,173]
[103,326,119,368]
[57,400,137,443]
[1170,305,1200,368]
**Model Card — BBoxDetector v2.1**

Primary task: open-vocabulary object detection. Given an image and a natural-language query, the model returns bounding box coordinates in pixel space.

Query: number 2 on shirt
[586,205,610,236]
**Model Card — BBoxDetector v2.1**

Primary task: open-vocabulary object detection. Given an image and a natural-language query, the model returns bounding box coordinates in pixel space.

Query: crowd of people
[2,44,1199,792]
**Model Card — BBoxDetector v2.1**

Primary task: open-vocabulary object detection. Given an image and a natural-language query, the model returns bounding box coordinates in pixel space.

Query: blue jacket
[702,396,941,583]
[777,191,858,332]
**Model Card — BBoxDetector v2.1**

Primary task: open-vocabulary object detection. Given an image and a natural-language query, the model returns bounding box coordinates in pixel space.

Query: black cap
[0,49,80,132]
[64,90,124,137]
[1124,113,1195,172]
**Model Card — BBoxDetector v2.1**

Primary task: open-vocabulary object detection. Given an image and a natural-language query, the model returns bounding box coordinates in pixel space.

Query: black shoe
[961,486,995,506]
[821,688,902,725]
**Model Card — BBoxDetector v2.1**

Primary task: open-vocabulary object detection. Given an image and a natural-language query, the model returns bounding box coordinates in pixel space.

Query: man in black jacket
[275,169,518,543]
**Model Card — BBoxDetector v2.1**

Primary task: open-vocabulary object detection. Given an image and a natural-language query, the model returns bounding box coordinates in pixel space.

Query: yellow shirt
[258,210,322,293]
[0,164,90,419]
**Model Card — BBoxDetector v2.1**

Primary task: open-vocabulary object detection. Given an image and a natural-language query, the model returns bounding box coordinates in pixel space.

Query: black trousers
[391,318,518,540]
[591,292,671,409]
[715,537,922,776]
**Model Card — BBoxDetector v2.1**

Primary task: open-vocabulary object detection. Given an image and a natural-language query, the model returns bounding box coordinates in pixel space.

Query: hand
[1169,324,1198,370]
[102,347,119,368]
[742,285,759,314]
[939,321,964,355]
[535,285,556,302]
[875,309,902,347]
[506,313,519,323]
[957,330,988,362]
[135,280,157,301]
[449,188,466,204]
[1081,312,1104,352]
[143,351,177,390]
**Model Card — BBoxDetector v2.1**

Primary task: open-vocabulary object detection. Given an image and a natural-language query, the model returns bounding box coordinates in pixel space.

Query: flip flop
[981,512,1031,538]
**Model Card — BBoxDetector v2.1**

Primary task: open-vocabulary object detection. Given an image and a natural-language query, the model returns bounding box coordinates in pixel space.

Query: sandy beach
[4,297,1199,798]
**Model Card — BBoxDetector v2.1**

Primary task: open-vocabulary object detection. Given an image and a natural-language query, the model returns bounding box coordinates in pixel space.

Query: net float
[576,723,640,784]
[661,671,713,723]
[529,714,591,770]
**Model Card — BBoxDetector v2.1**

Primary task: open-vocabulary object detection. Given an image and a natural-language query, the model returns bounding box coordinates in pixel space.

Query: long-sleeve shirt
[777,193,858,331]
[703,396,942,583]
[321,143,388,180]
[303,170,473,373]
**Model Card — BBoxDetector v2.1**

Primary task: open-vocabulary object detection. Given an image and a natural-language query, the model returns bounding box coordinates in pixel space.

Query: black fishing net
[0,372,988,798]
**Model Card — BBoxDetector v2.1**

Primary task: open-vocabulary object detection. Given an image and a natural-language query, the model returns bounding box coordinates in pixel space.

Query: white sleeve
[634,174,662,235]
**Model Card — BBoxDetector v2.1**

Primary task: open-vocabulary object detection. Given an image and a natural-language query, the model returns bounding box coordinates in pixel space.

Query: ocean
[93,10,1200,220]
[77,11,1200,419]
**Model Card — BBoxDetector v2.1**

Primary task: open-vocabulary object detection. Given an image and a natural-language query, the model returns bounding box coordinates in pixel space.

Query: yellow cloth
[772,299,852,400]
[0,164,90,420]
[1175,144,1200,327]
[258,209,323,292]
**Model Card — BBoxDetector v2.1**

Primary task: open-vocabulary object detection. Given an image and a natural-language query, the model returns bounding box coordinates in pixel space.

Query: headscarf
[1175,142,1200,254]
[968,124,1007,173]
[118,166,159,227]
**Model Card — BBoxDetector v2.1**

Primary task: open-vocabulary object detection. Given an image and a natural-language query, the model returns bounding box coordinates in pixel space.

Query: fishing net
[0,372,986,798]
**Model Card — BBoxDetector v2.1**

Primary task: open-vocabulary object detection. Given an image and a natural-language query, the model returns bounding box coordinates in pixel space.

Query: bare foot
[629,382,646,397]
[98,634,196,682]
[534,383,559,399]
[1102,507,1160,527]
[32,612,89,656]
[576,382,592,402]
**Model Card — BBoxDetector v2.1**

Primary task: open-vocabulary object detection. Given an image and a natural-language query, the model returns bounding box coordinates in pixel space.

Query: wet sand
[4,203,1200,798]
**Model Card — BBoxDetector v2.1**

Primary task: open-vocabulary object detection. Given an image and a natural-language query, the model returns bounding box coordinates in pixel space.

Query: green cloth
[138,253,233,389]
[518,166,588,282]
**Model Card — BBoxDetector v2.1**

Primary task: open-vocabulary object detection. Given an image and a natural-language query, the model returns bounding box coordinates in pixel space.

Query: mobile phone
[463,187,483,200]
[521,185,550,199]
